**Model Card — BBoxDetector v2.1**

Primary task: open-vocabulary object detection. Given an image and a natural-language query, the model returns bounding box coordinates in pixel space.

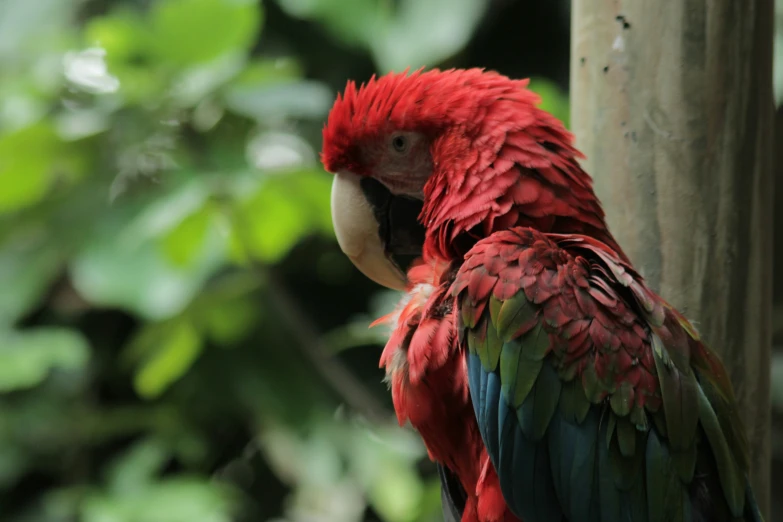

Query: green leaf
[0,328,90,392]
[81,477,237,522]
[170,54,246,108]
[0,81,49,132]
[367,452,423,522]
[232,169,333,263]
[0,0,75,66]
[0,230,62,326]
[71,235,218,320]
[84,10,166,104]
[133,320,203,398]
[0,123,60,213]
[202,297,257,345]
[229,58,303,88]
[369,0,491,72]
[108,438,170,492]
[276,0,491,73]
[346,424,427,522]
[0,443,28,488]
[85,9,149,65]
[274,0,387,47]
[528,77,571,129]
[104,63,167,104]
[223,80,333,120]
[160,204,216,268]
[150,0,263,67]
[71,192,225,319]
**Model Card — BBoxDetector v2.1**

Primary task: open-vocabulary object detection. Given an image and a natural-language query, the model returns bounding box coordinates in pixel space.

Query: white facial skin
[329,131,432,290]
[369,131,432,197]
[331,171,408,290]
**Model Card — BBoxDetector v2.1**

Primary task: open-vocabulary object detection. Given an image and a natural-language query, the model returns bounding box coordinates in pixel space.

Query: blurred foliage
[19,0,782,521]
[0,0,572,520]
[1,0,467,518]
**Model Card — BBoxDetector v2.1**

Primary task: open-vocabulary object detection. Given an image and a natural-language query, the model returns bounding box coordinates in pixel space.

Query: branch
[262,265,392,425]
[225,199,392,425]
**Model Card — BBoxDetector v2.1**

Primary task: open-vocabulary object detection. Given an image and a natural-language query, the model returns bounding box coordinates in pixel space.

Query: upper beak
[330,171,422,291]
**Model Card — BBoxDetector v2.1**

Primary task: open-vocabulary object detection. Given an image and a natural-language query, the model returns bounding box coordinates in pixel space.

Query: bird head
[321,68,615,290]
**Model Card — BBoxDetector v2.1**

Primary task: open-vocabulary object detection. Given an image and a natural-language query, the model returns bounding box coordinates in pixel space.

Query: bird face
[328,129,431,290]
[321,68,533,290]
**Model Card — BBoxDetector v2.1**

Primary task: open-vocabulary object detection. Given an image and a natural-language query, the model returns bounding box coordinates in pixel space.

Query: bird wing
[452,227,762,522]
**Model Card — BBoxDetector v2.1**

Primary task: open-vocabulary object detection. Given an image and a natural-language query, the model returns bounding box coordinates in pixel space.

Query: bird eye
[391,134,408,154]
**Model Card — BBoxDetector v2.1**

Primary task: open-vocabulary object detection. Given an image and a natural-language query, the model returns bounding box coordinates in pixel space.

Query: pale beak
[331,171,408,290]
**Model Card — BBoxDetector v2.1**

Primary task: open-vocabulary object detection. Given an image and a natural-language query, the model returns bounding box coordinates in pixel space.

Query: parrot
[320,68,763,522]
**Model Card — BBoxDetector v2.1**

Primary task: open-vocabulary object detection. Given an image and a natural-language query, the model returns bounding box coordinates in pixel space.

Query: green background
[0,0,779,521]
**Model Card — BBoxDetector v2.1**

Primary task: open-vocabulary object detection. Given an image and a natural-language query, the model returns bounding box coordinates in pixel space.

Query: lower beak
[331,171,408,290]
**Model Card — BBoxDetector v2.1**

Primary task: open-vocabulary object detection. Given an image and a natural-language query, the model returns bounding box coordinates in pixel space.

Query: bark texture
[570,1,774,517]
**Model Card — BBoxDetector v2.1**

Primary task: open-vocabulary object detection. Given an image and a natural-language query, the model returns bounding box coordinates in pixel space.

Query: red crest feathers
[320,68,535,175]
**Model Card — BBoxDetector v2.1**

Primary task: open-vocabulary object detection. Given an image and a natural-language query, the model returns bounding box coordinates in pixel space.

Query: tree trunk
[570,1,774,517]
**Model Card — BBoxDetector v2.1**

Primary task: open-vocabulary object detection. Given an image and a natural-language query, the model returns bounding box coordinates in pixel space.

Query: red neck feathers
[416,72,627,262]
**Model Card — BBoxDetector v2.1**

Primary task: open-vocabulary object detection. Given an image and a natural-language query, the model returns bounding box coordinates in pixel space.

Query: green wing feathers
[453,227,762,522]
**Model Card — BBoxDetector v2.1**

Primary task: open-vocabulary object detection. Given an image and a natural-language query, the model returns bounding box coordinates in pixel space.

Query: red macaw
[320,68,763,522]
